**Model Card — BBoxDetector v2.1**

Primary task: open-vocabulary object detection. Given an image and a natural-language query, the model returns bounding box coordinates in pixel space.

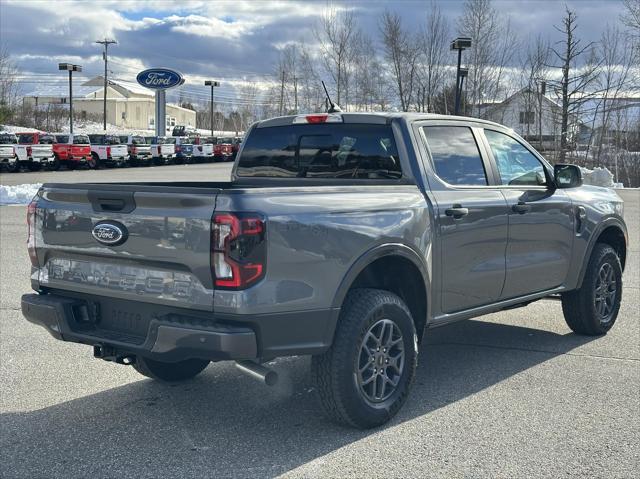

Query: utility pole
[204,80,220,136]
[95,39,116,132]
[279,70,285,116]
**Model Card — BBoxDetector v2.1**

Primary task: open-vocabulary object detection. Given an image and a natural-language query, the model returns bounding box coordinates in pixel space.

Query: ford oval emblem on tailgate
[92,221,128,246]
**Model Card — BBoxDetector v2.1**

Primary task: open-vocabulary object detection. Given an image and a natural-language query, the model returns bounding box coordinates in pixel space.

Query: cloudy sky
[0,0,629,105]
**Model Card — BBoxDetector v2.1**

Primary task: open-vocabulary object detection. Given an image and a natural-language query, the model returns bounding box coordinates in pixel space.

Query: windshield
[180,137,195,145]
[0,134,17,144]
[162,137,176,145]
[145,137,155,144]
[132,136,146,145]
[237,123,402,180]
[39,135,55,144]
[218,137,233,144]
[203,137,216,144]
[73,135,90,144]
[55,135,70,144]
[105,136,121,145]
[119,136,128,143]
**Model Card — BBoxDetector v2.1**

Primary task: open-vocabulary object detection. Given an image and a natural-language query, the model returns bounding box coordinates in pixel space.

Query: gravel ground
[0,166,638,478]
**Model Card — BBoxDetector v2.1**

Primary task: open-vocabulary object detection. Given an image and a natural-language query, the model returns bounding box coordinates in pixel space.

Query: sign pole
[155,90,166,137]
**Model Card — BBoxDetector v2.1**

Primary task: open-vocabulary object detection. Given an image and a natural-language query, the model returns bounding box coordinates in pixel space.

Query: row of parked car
[0,130,242,172]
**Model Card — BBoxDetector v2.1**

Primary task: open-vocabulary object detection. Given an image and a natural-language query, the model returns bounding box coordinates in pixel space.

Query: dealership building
[23,76,196,131]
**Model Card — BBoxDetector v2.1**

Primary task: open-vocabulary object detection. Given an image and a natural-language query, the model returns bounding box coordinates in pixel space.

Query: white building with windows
[23,76,196,132]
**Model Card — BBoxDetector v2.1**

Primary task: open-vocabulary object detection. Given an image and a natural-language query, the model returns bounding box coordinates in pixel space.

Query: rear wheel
[312,288,418,429]
[88,153,99,169]
[133,356,210,382]
[50,156,61,171]
[561,243,622,335]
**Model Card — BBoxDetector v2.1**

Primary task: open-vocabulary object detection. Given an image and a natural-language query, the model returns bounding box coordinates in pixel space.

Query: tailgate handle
[98,198,125,211]
[88,190,136,213]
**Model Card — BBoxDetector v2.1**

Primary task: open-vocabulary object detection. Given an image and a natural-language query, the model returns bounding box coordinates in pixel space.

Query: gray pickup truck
[22,113,627,428]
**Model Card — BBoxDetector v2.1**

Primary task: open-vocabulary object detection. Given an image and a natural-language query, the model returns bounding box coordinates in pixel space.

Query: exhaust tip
[235,360,278,386]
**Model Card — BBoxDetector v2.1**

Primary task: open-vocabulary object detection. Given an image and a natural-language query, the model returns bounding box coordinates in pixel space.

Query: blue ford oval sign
[92,221,128,246]
[136,68,184,90]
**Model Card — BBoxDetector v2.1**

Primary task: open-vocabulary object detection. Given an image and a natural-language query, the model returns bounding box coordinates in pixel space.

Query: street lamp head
[459,67,469,78]
[450,37,472,51]
[58,63,82,72]
[205,80,220,87]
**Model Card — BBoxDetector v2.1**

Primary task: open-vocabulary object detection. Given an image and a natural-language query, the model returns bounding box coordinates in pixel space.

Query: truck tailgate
[33,184,221,311]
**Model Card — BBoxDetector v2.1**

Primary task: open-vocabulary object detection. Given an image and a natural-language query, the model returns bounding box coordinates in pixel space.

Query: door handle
[512,201,531,214]
[445,205,469,219]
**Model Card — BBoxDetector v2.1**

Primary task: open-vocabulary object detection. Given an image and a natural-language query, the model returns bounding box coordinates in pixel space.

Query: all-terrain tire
[561,243,623,335]
[311,288,418,429]
[133,356,210,382]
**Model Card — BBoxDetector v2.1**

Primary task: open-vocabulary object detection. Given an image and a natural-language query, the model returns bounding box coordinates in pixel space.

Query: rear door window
[39,135,55,144]
[237,124,401,179]
[56,135,70,144]
[422,126,487,186]
[73,135,89,144]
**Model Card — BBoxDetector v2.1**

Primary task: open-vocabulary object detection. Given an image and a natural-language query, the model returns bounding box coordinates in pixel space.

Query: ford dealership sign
[136,68,184,90]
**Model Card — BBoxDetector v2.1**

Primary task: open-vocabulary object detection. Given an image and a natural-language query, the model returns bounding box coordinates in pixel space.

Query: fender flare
[576,217,628,288]
[330,243,431,311]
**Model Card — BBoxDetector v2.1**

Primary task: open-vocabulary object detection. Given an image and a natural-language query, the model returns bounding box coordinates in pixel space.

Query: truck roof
[255,112,507,130]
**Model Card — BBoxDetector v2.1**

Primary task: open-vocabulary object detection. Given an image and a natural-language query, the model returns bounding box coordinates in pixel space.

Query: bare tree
[315,7,361,108]
[518,36,550,139]
[621,0,640,35]
[549,7,601,162]
[0,46,20,124]
[379,11,420,111]
[417,2,450,112]
[593,25,634,164]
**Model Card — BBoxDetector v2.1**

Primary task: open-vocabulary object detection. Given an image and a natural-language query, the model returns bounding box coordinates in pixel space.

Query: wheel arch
[577,219,628,288]
[331,243,431,340]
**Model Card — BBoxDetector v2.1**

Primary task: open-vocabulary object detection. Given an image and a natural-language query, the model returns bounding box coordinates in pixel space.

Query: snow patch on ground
[0,184,42,205]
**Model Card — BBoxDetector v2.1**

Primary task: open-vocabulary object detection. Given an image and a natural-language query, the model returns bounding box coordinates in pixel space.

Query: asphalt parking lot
[1,166,638,478]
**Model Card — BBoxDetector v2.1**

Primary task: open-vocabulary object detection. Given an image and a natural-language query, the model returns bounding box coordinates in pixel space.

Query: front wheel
[312,288,418,429]
[561,243,623,335]
[133,356,209,382]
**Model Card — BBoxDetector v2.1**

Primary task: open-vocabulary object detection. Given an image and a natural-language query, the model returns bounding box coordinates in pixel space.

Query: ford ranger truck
[15,132,56,171]
[120,135,152,167]
[0,132,19,172]
[53,134,91,170]
[148,136,175,165]
[21,113,628,429]
[213,137,234,162]
[194,137,214,163]
[87,134,129,168]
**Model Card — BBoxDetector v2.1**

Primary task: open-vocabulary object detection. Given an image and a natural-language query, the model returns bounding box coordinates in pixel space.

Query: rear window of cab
[237,124,402,180]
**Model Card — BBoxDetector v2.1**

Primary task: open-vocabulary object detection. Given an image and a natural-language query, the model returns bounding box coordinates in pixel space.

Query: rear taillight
[26,146,32,156]
[27,200,37,266]
[176,146,182,153]
[131,146,137,155]
[212,212,266,289]
[106,146,111,157]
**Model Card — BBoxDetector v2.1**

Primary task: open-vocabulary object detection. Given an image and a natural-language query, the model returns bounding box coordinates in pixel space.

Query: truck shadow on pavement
[1,318,597,478]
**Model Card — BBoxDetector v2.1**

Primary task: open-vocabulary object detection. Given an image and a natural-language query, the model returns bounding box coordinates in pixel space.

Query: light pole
[459,67,469,116]
[58,63,82,134]
[450,37,472,116]
[95,39,116,132]
[204,80,220,136]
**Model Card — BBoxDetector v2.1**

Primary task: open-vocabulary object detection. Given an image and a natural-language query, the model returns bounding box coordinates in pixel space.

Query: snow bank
[0,184,42,205]
[581,167,616,188]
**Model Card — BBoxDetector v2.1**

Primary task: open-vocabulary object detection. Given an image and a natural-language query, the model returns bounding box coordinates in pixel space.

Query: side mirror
[554,164,582,188]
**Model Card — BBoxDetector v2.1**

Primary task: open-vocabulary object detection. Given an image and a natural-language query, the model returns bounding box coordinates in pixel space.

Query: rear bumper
[22,293,258,362]
[30,156,55,163]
